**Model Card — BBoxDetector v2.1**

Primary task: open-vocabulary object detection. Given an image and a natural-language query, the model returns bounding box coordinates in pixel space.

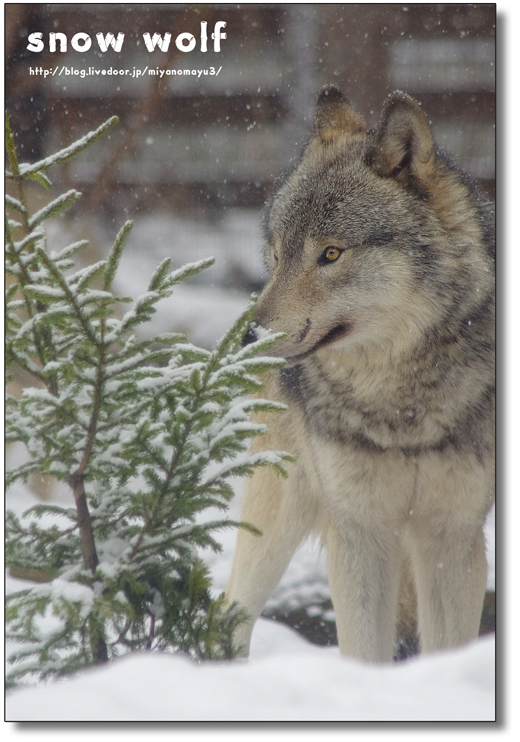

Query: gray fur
[226,87,495,663]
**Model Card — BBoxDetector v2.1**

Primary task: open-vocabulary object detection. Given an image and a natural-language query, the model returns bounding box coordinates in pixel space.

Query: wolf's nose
[241,324,258,347]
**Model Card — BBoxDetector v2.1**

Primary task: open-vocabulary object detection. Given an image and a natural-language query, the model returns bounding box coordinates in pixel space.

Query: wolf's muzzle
[241,324,258,347]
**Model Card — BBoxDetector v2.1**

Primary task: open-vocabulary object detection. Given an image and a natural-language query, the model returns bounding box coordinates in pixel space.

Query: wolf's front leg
[325,520,402,663]
[225,462,316,657]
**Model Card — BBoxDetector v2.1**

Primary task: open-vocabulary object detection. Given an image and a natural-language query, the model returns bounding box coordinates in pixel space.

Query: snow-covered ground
[5,466,497,723]
[5,621,495,722]
[5,211,499,725]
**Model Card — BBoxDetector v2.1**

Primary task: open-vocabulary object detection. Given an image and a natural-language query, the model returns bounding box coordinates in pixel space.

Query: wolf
[225,86,495,663]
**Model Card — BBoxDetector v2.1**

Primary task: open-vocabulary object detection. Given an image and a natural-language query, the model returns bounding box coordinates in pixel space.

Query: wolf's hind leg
[225,465,316,657]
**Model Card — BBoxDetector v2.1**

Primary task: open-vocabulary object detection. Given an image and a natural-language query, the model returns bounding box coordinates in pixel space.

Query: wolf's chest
[278,359,444,452]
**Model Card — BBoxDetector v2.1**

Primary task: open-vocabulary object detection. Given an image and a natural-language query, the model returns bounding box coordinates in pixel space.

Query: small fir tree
[5,113,292,686]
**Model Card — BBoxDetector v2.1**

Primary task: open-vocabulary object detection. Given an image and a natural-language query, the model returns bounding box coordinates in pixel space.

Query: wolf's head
[245,86,492,365]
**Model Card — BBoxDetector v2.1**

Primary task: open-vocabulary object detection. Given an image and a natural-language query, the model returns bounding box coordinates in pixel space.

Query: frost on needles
[5,113,292,686]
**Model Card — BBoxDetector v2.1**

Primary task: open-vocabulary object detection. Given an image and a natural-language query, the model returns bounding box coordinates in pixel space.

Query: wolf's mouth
[287,322,352,363]
[316,322,352,349]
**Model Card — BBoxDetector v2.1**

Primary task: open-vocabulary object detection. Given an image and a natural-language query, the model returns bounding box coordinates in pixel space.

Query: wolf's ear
[366,93,435,188]
[313,86,366,143]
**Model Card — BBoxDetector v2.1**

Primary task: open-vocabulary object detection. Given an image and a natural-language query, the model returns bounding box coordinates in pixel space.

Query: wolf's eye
[319,247,342,265]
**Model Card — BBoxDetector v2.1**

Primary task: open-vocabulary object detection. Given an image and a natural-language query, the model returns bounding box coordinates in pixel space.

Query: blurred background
[6,4,495,344]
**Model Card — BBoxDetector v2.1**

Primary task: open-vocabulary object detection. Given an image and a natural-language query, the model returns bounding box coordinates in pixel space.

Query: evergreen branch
[5,193,26,213]
[214,296,256,359]
[4,214,35,296]
[5,110,292,682]
[51,239,90,262]
[25,170,53,189]
[163,257,216,289]
[128,347,225,560]
[7,116,119,177]
[5,112,31,236]
[28,189,82,231]
[103,221,133,290]
[6,346,48,385]
[70,261,108,292]
[33,245,103,347]
[9,225,46,255]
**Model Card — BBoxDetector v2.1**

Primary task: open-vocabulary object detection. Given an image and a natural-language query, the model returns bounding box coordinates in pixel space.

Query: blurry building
[6,3,495,217]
